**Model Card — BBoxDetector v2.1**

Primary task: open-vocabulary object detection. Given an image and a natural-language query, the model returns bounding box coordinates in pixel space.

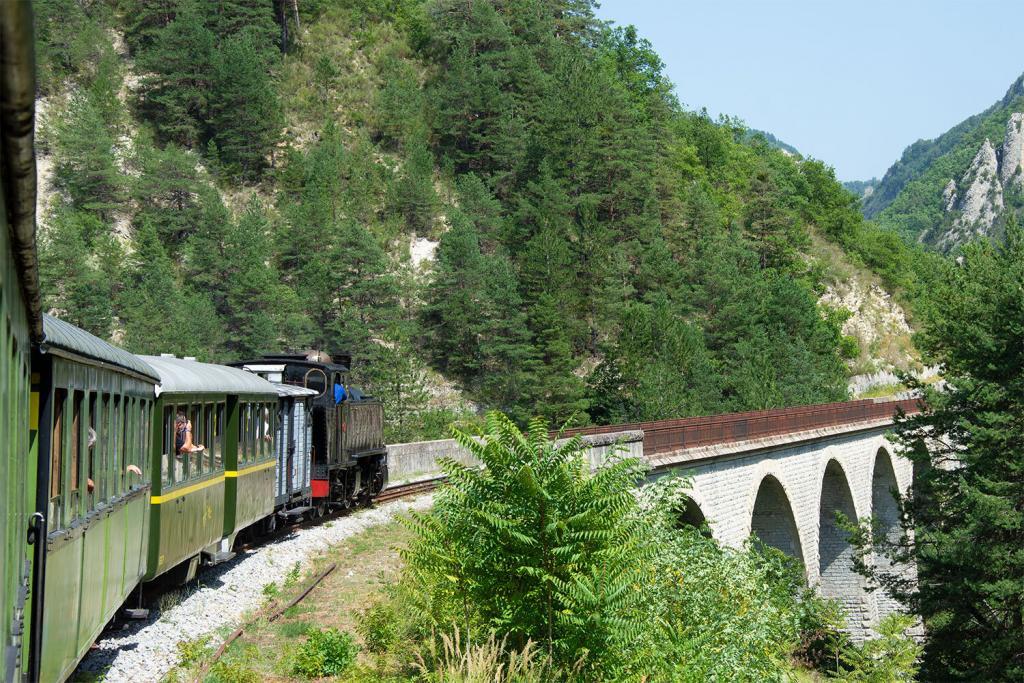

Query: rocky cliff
[938,137,1004,247]
[935,113,1024,247]
[865,73,1024,249]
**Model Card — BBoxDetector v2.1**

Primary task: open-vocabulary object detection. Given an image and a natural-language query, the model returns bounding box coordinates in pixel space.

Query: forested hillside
[865,74,1024,249]
[33,0,932,439]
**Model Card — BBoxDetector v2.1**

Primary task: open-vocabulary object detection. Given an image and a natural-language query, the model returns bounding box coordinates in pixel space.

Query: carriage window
[131,398,143,485]
[250,403,258,463]
[111,396,122,496]
[87,393,99,509]
[49,389,66,531]
[243,403,254,463]
[108,394,119,498]
[264,403,275,458]
[213,403,225,470]
[256,405,265,458]
[127,397,139,488]
[141,400,151,482]
[70,391,83,517]
[187,404,200,478]
[246,403,255,463]
[203,405,214,475]
[238,404,247,464]
[162,405,174,486]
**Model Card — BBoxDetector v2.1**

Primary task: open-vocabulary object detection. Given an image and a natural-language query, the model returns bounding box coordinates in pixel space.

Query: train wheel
[316,502,326,518]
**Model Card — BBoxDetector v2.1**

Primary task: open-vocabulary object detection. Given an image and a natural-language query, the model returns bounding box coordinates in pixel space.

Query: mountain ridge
[863,73,1024,247]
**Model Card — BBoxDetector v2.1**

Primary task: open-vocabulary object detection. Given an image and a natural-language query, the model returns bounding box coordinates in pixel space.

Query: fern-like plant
[401,412,653,676]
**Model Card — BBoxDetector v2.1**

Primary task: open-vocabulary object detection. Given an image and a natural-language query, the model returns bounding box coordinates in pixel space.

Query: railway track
[376,476,445,503]
[76,495,435,682]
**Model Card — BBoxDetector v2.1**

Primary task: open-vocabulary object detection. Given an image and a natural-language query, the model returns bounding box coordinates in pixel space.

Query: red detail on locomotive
[312,479,330,498]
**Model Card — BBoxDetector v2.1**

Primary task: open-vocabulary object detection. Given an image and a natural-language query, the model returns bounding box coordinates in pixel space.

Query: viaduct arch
[649,425,914,640]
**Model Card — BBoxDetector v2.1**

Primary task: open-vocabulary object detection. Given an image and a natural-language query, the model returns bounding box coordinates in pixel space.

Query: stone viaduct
[386,397,920,640]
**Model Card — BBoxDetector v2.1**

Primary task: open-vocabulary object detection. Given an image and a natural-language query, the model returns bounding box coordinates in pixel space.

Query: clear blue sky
[594,0,1024,181]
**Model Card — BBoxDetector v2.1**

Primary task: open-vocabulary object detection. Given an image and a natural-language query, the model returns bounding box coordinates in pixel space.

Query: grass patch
[278,620,314,638]
[164,515,414,681]
[859,382,908,399]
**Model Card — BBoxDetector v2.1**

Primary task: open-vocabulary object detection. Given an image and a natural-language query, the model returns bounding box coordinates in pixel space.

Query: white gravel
[75,495,433,682]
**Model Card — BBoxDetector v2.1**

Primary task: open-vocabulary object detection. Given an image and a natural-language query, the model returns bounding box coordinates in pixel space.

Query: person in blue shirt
[334,381,347,404]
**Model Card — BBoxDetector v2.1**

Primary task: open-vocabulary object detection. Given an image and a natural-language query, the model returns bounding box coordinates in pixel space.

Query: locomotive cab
[231,354,387,510]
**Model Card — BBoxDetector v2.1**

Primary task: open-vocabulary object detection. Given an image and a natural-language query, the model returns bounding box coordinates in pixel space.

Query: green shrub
[835,613,921,682]
[284,562,302,588]
[401,413,653,677]
[291,628,359,678]
[839,334,860,360]
[175,635,212,668]
[206,659,260,683]
[357,601,399,654]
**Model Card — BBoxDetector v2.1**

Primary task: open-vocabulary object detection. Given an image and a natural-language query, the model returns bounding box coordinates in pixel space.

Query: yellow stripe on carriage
[150,475,225,504]
[225,460,276,478]
[30,391,39,429]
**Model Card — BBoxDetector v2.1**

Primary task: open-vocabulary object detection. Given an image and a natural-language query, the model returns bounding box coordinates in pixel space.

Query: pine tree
[370,338,432,443]
[421,211,536,418]
[38,208,118,338]
[118,222,222,358]
[866,220,1024,680]
[136,1,215,147]
[743,171,807,271]
[220,198,288,357]
[208,32,283,180]
[526,293,588,426]
[122,0,179,54]
[388,138,437,234]
[475,254,536,421]
[132,142,208,249]
[205,0,279,50]
[50,91,125,218]
[297,218,399,362]
[588,300,721,422]
[420,212,490,381]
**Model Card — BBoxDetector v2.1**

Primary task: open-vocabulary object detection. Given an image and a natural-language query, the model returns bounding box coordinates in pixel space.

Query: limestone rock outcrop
[939,137,1005,247]
[1001,112,1024,189]
[941,179,957,211]
[937,114,1024,247]
[958,138,1003,226]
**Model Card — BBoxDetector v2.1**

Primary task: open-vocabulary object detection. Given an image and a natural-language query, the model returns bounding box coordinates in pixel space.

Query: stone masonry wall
[386,430,645,483]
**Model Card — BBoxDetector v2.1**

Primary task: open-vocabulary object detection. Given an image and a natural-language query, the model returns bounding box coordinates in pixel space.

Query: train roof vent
[160,353,175,358]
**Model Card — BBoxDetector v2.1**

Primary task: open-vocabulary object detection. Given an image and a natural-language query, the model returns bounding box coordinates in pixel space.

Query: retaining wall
[386,430,645,483]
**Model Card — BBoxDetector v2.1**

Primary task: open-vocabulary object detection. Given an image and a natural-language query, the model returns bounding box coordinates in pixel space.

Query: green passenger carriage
[140,356,279,583]
[33,317,158,682]
[1,170,36,683]
[1,3,45,680]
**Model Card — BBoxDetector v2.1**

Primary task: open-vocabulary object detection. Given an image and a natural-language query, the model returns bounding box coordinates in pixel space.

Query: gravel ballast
[74,495,432,682]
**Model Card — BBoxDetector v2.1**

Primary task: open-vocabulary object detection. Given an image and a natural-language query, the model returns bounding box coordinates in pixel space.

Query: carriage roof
[140,355,279,398]
[42,315,159,381]
[271,382,319,399]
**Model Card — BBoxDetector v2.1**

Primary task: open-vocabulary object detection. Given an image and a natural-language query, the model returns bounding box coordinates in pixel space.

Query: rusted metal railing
[561,398,922,457]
